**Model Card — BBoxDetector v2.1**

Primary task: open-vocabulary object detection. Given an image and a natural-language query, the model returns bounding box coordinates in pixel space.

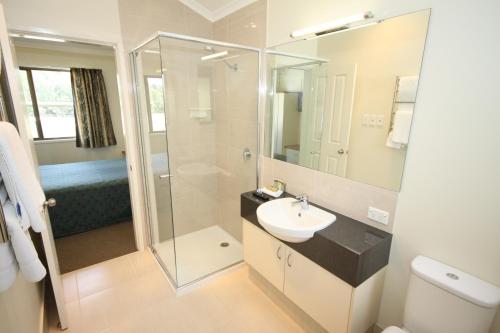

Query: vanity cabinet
[243,219,385,333]
[243,216,285,290]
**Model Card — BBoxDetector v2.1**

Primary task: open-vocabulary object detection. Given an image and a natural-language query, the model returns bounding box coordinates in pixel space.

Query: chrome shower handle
[242,148,252,160]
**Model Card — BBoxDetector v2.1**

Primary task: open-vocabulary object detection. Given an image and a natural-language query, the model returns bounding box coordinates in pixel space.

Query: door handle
[337,148,345,155]
[44,198,57,208]
[159,174,172,179]
[276,246,283,260]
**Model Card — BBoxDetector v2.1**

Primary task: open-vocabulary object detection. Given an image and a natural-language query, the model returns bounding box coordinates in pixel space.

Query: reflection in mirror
[264,10,430,191]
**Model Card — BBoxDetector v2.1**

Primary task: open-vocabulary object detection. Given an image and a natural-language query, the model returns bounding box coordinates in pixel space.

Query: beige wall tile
[212,1,265,240]
[261,157,398,232]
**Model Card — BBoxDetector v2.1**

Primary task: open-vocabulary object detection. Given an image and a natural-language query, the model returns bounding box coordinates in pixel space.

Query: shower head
[202,46,238,71]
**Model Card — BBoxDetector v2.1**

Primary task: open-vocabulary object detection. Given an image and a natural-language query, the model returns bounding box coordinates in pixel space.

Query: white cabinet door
[284,247,353,333]
[243,220,285,291]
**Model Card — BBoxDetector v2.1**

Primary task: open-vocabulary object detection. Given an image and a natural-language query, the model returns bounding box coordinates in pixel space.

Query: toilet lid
[382,326,408,333]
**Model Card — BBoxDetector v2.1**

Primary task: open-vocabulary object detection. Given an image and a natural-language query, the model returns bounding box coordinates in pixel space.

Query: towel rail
[0,198,56,243]
[0,203,7,243]
[388,76,417,135]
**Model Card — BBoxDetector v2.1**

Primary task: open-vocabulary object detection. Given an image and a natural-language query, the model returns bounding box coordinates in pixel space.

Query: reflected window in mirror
[264,9,431,191]
[144,75,166,132]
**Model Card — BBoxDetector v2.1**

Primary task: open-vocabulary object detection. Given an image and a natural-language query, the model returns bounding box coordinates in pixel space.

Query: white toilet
[383,255,500,333]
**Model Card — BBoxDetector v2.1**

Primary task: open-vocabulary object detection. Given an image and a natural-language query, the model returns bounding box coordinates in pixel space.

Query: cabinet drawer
[243,220,285,291]
[284,247,352,333]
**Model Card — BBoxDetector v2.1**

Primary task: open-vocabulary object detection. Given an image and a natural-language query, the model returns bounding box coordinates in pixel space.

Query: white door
[0,4,68,329]
[300,66,327,169]
[318,63,357,176]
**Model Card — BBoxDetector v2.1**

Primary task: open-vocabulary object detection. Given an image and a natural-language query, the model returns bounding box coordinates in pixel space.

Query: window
[19,68,76,140]
[145,76,166,132]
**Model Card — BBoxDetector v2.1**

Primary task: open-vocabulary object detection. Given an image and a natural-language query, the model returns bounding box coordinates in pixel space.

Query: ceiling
[178,0,257,22]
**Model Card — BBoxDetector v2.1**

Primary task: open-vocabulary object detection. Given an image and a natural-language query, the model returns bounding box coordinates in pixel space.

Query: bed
[39,158,132,239]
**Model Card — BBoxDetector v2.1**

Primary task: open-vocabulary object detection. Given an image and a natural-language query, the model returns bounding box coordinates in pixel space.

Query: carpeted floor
[55,221,137,273]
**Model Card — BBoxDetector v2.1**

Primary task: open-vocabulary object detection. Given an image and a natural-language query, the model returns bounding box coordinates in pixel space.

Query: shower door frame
[130,32,262,289]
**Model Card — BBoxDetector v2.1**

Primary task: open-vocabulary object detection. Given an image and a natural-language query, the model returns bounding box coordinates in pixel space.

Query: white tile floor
[154,225,243,286]
[50,250,305,333]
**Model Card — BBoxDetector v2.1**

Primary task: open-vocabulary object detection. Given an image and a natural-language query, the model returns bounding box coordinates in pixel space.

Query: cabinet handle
[276,246,282,260]
[287,253,292,267]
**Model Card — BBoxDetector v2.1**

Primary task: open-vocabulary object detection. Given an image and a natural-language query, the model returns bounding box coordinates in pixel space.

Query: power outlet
[367,206,389,225]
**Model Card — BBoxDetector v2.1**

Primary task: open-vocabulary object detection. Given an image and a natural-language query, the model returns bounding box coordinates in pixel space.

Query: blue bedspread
[39,158,132,238]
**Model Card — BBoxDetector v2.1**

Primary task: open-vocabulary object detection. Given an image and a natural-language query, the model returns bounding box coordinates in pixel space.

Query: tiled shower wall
[213,0,267,241]
[119,0,265,240]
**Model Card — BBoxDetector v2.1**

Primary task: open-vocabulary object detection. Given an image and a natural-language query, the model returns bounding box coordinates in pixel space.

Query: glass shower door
[158,36,259,287]
[132,38,177,285]
[133,33,259,288]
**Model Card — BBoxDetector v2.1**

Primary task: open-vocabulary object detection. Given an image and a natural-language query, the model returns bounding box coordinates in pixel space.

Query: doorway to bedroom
[12,36,136,273]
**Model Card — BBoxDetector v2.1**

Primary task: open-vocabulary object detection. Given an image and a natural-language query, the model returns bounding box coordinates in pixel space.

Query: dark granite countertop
[241,191,392,287]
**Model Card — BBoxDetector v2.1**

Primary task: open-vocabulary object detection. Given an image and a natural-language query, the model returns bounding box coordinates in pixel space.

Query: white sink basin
[256,197,336,243]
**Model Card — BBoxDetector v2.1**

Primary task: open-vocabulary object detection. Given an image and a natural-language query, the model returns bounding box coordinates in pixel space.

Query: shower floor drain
[220,242,230,247]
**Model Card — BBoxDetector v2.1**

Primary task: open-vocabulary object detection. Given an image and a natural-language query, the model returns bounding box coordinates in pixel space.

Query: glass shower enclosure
[131,33,259,287]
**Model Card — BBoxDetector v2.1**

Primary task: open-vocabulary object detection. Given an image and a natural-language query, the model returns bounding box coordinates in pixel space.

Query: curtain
[70,68,116,148]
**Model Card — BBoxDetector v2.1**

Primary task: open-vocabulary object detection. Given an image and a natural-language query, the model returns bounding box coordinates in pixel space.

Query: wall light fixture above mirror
[263,9,431,191]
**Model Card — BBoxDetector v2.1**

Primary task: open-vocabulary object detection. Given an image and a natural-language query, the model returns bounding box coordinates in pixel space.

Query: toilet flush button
[446,272,459,280]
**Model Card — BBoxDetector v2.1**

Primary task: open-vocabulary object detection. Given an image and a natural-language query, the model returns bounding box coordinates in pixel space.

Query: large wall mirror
[264,10,430,191]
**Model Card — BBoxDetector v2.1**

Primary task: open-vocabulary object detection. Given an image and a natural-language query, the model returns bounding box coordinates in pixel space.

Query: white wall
[267,0,500,331]
[3,0,122,42]
[15,45,126,165]
[0,274,45,333]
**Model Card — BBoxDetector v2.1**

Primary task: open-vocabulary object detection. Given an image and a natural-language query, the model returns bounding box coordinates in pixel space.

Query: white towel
[0,241,18,292]
[386,104,414,149]
[396,76,419,103]
[3,200,46,283]
[385,130,403,149]
[392,108,414,145]
[0,122,46,232]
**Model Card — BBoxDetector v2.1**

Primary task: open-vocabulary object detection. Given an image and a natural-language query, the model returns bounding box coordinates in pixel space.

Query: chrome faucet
[292,194,309,210]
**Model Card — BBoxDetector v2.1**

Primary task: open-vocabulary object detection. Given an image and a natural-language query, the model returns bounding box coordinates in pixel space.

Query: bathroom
[0,0,499,333]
